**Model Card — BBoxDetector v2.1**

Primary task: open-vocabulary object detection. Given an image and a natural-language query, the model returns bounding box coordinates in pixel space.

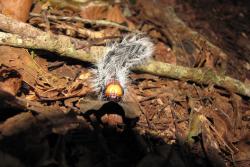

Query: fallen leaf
[100,113,123,126]
[0,46,90,100]
[106,3,135,30]
[106,4,125,24]
[0,46,43,87]
[80,4,108,20]
[154,42,176,64]
[0,0,33,22]
[0,66,22,95]
[204,52,215,68]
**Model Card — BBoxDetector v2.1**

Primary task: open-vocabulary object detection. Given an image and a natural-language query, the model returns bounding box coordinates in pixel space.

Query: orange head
[104,80,124,101]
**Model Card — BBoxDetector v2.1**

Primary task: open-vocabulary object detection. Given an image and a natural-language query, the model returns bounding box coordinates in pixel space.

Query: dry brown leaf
[1,46,67,91]
[106,4,135,30]
[31,1,43,14]
[0,46,38,87]
[37,82,91,100]
[204,52,214,68]
[0,66,22,95]
[80,4,108,20]
[101,113,123,126]
[25,91,37,101]
[0,46,90,100]
[0,0,36,96]
[106,4,125,24]
[64,97,79,108]
[149,29,163,39]
[154,42,176,64]
[0,0,33,22]
[79,71,91,81]
[36,88,60,99]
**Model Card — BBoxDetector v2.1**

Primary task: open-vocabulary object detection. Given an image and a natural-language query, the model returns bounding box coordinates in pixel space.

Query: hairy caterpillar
[92,34,154,101]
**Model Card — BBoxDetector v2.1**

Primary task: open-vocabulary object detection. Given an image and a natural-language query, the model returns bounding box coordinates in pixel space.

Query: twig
[54,21,106,39]
[135,61,250,97]
[30,12,133,32]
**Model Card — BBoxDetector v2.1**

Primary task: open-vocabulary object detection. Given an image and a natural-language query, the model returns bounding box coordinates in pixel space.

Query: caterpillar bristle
[91,34,154,100]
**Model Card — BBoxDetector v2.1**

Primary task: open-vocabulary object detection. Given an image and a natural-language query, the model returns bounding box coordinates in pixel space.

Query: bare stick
[30,12,133,32]
[135,61,250,97]
[0,31,96,62]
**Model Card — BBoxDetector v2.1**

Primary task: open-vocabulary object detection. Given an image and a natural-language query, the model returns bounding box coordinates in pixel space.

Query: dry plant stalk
[30,12,133,32]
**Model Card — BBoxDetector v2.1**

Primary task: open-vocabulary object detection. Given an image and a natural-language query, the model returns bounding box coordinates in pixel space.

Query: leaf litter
[0,0,249,167]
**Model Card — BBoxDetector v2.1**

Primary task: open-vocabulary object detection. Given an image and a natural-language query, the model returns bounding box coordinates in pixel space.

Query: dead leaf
[0,46,43,87]
[36,88,60,99]
[31,1,43,14]
[106,4,135,30]
[64,97,79,108]
[79,71,91,81]
[25,91,37,101]
[0,65,22,95]
[0,46,90,100]
[149,29,163,40]
[154,42,176,64]
[106,4,125,24]
[100,113,123,126]
[204,52,215,68]
[80,4,108,20]
[0,0,33,22]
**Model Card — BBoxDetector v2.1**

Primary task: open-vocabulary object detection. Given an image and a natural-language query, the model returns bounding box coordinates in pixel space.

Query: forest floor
[0,0,249,167]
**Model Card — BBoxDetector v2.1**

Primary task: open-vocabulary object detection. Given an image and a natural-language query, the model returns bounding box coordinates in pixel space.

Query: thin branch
[30,12,133,32]
[135,61,250,97]
[0,31,96,62]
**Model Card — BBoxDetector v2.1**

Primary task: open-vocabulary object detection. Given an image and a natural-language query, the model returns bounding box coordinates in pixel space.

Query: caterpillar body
[92,34,154,101]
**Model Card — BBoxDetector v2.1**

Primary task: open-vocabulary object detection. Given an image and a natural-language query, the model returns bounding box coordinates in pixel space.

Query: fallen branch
[0,31,96,61]
[0,14,249,97]
[135,61,250,97]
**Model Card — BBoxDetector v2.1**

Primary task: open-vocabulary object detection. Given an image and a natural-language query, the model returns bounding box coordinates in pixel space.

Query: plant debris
[0,0,249,167]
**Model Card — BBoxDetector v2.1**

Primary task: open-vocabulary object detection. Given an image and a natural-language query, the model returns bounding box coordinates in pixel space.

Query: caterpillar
[91,34,154,101]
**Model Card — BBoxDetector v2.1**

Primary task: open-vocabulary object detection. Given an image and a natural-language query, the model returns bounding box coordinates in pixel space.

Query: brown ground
[0,0,249,167]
